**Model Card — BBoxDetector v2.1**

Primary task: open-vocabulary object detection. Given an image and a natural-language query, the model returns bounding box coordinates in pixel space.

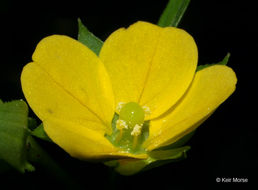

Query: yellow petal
[32,35,115,130]
[21,62,147,159]
[145,65,237,150]
[21,63,147,159]
[44,118,148,159]
[99,21,197,119]
[44,118,117,159]
[21,62,106,132]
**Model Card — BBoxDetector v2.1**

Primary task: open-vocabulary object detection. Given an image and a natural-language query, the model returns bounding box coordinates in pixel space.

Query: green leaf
[158,0,190,27]
[77,18,103,55]
[105,146,190,176]
[0,100,34,173]
[196,53,230,72]
[30,123,52,142]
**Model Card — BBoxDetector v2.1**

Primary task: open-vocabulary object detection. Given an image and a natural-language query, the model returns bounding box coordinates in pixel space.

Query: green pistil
[105,102,150,154]
[119,102,145,128]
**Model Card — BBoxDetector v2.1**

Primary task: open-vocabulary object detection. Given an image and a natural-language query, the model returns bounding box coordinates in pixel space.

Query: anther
[131,124,143,136]
[116,102,125,113]
[116,119,128,130]
[142,105,151,116]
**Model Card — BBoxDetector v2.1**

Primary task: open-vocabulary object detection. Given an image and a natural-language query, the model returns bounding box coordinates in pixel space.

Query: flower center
[119,102,145,129]
[105,102,150,154]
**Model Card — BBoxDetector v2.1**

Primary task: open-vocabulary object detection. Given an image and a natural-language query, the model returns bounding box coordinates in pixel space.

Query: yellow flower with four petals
[21,21,237,174]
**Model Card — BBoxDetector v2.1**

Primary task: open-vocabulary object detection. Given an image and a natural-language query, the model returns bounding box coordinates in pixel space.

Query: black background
[0,0,257,189]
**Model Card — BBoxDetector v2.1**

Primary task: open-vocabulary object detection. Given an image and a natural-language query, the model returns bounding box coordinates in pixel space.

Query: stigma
[116,102,150,135]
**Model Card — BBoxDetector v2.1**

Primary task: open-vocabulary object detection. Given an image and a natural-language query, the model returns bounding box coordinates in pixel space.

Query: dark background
[0,0,257,189]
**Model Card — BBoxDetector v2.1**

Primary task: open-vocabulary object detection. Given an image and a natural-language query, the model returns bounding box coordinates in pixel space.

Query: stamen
[132,136,138,150]
[107,102,150,153]
[131,124,143,150]
[131,124,143,136]
[116,102,125,113]
[142,105,151,116]
[115,129,124,143]
[116,119,128,130]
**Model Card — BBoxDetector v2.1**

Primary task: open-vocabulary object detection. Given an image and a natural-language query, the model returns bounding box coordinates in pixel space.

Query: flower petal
[21,62,147,159]
[31,35,115,131]
[144,65,237,150]
[21,62,106,132]
[99,21,197,119]
[44,118,117,159]
[44,118,148,159]
[21,63,147,159]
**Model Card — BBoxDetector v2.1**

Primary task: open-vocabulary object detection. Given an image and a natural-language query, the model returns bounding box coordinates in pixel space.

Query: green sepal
[77,18,103,55]
[158,0,190,27]
[196,53,230,72]
[27,117,52,142]
[0,100,35,173]
[27,117,37,130]
[105,146,190,176]
[30,123,52,142]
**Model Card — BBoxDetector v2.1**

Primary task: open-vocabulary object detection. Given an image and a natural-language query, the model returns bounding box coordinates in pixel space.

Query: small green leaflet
[196,53,230,72]
[77,18,103,55]
[0,100,34,173]
[158,0,190,27]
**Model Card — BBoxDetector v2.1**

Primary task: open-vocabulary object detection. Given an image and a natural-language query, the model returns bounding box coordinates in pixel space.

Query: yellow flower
[21,21,237,173]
